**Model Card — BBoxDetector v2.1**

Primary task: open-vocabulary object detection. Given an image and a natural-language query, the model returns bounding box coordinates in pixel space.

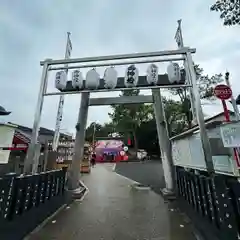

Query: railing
[0,168,67,240]
[176,166,240,240]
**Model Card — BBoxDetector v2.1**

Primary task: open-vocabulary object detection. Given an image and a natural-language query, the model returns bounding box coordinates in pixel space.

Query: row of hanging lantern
[55,62,182,90]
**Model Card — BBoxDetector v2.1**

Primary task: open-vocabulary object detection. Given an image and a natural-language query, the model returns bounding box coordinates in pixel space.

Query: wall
[172,125,238,176]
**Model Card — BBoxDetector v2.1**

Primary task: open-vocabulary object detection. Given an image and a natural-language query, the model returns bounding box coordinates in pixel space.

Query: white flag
[174,20,183,48]
[52,33,72,151]
[65,34,72,59]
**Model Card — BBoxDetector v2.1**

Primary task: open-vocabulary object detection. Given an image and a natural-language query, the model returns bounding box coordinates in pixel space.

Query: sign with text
[214,84,232,100]
[220,122,240,147]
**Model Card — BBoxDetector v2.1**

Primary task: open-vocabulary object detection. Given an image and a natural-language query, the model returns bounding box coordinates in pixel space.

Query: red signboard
[214,84,232,100]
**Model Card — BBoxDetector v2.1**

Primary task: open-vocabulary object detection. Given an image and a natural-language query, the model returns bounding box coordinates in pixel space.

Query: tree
[210,0,240,26]
[136,119,159,155]
[109,89,153,152]
[85,122,102,142]
[109,88,186,155]
[85,122,116,143]
[162,98,186,137]
[169,64,222,128]
[136,97,185,156]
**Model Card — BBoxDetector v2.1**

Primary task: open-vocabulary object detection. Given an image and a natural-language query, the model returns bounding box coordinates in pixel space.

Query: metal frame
[44,84,192,96]
[24,46,213,196]
[184,52,214,173]
[49,57,184,71]
[88,95,153,106]
[23,63,49,174]
[40,47,196,66]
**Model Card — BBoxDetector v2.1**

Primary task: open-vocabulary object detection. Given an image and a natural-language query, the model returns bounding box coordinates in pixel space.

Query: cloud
[0,0,240,134]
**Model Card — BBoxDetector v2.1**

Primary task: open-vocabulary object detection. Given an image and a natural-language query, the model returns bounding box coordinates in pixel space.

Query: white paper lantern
[124,65,139,88]
[72,69,83,89]
[55,71,67,90]
[146,64,158,85]
[123,146,128,152]
[103,67,118,89]
[167,62,181,83]
[85,68,100,89]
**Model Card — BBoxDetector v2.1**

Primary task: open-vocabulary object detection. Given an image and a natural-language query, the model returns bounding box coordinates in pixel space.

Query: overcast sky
[0,0,240,135]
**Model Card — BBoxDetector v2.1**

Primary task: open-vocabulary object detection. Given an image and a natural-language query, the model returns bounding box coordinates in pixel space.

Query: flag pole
[52,32,72,151]
[174,19,196,125]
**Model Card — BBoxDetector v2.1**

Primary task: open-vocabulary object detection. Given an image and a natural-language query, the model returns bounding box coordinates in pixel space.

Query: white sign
[220,122,240,147]
[0,125,15,164]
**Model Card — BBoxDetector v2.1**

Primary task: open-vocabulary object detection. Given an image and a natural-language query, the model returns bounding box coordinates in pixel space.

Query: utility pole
[92,122,96,152]
[52,32,72,151]
[225,71,240,157]
[225,71,240,120]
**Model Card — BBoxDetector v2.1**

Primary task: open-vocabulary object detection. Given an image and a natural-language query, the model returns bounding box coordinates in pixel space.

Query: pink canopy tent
[95,140,124,162]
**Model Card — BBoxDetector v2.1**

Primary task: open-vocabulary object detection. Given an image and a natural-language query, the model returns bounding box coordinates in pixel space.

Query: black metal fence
[176,166,240,240]
[0,168,67,240]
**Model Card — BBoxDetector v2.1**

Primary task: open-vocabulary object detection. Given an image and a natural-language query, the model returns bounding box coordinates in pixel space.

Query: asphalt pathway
[26,164,197,240]
[115,161,166,194]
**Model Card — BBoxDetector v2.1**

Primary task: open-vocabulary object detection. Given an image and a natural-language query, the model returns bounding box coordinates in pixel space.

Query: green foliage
[210,0,240,26]
[136,119,159,154]
[108,89,154,150]
[85,86,192,155]
[162,98,186,137]
[169,64,222,127]
[85,122,115,142]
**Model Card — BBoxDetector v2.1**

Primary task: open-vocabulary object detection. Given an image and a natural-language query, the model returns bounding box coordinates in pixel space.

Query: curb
[114,172,141,185]
[131,183,151,191]
[75,180,89,202]
[159,188,176,201]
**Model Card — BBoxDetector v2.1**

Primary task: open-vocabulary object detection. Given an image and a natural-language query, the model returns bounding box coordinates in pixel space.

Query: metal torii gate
[24,43,214,198]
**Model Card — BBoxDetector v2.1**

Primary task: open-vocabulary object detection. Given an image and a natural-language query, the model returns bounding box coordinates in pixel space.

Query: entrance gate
[23,20,214,196]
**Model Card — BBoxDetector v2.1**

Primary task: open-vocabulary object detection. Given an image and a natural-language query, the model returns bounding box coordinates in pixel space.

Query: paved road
[115,161,166,194]
[26,164,197,240]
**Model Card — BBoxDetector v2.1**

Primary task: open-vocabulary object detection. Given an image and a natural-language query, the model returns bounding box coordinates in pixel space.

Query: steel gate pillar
[67,92,90,195]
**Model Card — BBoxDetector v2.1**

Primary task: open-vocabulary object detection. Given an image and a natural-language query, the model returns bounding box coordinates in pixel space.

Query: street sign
[214,84,232,100]
[220,122,240,148]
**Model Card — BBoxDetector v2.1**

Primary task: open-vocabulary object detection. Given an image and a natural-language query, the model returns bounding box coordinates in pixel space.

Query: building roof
[170,110,235,141]
[201,110,234,124]
[8,122,72,140]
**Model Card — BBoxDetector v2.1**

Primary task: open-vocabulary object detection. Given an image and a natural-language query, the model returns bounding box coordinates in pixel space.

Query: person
[91,153,96,167]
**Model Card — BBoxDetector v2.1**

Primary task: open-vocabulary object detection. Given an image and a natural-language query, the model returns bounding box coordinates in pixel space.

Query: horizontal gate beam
[41,47,196,66]
[89,95,153,106]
